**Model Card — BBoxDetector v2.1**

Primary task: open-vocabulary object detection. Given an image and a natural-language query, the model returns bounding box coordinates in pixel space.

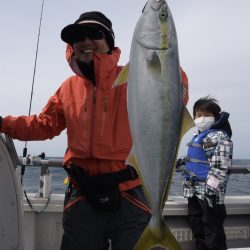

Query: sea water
[19,166,250,196]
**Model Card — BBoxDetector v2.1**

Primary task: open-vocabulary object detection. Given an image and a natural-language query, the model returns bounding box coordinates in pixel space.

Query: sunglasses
[75,28,105,42]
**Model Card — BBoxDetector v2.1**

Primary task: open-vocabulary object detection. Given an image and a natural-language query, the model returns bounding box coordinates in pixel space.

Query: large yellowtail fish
[115,0,194,249]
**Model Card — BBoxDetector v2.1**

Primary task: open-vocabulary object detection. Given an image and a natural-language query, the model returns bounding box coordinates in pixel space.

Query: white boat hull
[22,194,250,250]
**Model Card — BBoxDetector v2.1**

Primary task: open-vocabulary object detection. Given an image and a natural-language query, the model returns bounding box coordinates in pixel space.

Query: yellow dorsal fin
[113,63,130,87]
[162,106,194,204]
[180,107,194,139]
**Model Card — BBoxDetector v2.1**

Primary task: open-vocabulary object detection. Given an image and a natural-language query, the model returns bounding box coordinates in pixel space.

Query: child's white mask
[194,116,215,132]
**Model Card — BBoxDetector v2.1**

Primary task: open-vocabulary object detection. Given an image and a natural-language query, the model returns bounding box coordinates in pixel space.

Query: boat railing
[3,133,250,198]
[18,155,250,173]
[16,154,250,197]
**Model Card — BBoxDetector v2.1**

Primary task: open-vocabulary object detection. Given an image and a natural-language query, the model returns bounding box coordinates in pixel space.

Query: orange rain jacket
[1,46,189,191]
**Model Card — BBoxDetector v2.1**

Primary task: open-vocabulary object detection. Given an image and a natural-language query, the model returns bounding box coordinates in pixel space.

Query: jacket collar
[66,45,121,87]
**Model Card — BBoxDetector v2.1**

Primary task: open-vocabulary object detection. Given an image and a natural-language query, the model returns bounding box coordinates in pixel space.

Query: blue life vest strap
[186,142,203,148]
[186,156,209,165]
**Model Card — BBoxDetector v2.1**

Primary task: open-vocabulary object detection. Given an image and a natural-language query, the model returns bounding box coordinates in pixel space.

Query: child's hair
[193,95,221,118]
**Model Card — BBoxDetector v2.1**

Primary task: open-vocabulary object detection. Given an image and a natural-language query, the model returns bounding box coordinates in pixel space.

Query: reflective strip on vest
[186,157,209,164]
[186,142,203,148]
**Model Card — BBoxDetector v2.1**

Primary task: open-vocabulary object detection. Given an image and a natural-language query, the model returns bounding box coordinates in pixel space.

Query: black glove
[176,157,186,168]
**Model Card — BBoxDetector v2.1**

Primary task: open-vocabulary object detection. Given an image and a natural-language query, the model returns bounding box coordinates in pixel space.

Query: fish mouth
[138,1,174,50]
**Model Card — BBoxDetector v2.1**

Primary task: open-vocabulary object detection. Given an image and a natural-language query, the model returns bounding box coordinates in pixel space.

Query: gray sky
[0,0,249,159]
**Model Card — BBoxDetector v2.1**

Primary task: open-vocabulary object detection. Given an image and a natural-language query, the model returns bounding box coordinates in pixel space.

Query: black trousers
[188,195,227,250]
[60,185,151,250]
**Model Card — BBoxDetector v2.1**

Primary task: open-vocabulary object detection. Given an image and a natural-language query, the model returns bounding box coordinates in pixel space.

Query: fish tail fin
[158,222,182,250]
[133,225,154,250]
[134,218,182,250]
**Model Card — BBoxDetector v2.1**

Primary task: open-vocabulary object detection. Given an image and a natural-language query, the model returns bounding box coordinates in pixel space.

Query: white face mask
[194,116,215,132]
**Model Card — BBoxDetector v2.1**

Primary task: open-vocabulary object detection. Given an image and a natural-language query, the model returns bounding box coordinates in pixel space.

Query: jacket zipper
[89,86,96,157]
[83,101,87,137]
[101,97,108,136]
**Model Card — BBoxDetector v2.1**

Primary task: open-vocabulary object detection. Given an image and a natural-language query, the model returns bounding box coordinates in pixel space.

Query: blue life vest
[185,129,217,181]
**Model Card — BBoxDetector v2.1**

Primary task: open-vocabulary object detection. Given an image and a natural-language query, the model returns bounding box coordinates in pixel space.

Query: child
[180,96,233,250]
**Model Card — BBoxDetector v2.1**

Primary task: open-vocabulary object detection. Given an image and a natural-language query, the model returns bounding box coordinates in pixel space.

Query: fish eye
[159,11,168,20]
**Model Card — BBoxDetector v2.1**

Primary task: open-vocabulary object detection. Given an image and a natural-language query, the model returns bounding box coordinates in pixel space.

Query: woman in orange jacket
[0,11,189,250]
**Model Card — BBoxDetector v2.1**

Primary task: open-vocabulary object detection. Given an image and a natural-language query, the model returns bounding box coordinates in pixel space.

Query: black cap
[61,11,115,50]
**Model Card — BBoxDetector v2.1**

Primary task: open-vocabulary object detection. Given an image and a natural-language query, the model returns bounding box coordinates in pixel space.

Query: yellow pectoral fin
[180,107,194,139]
[113,63,130,87]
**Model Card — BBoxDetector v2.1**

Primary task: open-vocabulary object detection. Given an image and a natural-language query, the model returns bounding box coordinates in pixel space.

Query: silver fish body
[114,0,193,249]
[128,0,182,218]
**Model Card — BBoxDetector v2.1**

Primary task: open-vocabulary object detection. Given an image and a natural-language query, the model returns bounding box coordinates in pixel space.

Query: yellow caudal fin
[159,225,182,250]
[180,107,194,139]
[113,63,130,87]
[134,218,182,250]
